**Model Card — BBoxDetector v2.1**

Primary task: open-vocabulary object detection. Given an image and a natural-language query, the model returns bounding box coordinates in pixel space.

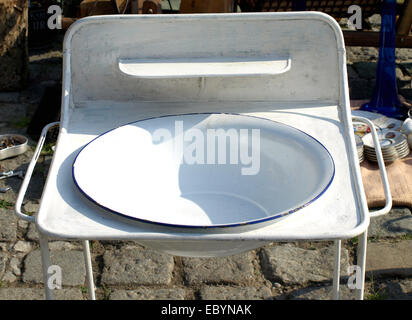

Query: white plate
[365,149,410,160]
[362,130,406,149]
[72,113,335,229]
[364,145,409,155]
[351,110,403,130]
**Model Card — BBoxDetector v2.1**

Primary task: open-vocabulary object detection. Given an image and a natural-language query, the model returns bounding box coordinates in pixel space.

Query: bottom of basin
[178,193,270,226]
[136,239,271,257]
[111,192,271,228]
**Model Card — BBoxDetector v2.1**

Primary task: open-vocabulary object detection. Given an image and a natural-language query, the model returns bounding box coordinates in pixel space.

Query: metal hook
[0,170,24,180]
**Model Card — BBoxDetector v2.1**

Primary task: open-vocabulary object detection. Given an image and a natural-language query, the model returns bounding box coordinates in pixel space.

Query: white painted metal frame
[14,12,392,300]
[333,116,392,300]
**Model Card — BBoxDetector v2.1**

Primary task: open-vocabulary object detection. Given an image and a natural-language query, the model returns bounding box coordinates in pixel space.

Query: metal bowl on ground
[0,134,29,160]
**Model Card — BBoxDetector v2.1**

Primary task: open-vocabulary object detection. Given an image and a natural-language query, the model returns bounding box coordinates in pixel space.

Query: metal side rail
[352,116,392,301]
[334,116,392,300]
[352,116,392,218]
[15,122,60,223]
[14,122,96,300]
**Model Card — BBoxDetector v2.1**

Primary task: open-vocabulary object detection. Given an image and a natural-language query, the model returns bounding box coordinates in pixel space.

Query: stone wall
[0,0,28,91]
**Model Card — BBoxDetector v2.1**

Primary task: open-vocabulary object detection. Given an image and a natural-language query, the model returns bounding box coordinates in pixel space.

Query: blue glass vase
[360,0,408,119]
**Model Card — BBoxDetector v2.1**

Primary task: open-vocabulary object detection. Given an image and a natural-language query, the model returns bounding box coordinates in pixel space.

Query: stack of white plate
[355,134,364,163]
[362,129,410,163]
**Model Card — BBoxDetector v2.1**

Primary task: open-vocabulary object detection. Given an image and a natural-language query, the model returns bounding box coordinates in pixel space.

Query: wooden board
[361,152,412,208]
[351,100,412,209]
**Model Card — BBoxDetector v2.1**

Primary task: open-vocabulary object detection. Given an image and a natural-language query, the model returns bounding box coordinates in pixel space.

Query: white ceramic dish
[365,151,409,162]
[362,129,409,162]
[351,110,402,131]
[365,145,409,157]
[362,129,405,149]
[72,113,335,230]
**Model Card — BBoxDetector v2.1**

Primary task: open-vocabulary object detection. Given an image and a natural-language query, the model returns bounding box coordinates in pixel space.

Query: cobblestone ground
[1,19,412,300]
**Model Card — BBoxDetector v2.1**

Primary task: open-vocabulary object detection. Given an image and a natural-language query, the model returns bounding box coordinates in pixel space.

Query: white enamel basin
[73,113,335,235]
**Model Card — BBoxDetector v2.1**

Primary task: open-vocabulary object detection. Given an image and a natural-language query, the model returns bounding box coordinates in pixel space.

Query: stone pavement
[1,19,412,300]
